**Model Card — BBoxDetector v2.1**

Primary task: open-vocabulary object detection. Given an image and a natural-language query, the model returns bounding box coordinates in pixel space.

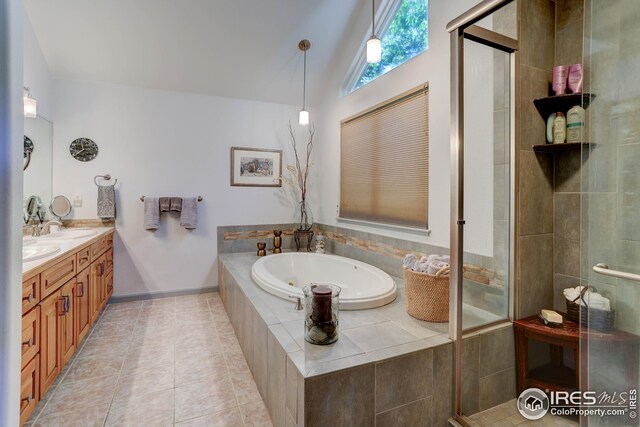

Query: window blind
[340,84,429,228]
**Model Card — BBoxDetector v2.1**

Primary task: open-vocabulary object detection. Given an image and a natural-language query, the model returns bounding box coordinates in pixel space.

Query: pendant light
[298,39,311,126]
[23,87,37,118]
[367,0,382,63]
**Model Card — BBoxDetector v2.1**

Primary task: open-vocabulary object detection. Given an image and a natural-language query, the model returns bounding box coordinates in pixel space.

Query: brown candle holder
[257,242,267,257]
[303,283,341,345]
[273,230,282,254]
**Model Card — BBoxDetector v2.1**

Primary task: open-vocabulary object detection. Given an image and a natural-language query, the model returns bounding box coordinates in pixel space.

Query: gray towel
[180,197,198,229]
[170,197,182,212]
[159,197,170,212]
[97,185,116,219]
[144,197,160,230]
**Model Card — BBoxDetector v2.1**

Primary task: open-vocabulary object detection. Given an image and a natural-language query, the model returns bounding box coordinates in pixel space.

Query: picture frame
[230,147,282,187]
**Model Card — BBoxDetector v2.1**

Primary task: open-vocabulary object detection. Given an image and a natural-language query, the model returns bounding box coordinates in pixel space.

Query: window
[340,84,429,229]
[352,0,429,91]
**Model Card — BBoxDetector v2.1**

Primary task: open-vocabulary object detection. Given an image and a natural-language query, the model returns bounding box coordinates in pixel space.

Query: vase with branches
[281,122,315,231]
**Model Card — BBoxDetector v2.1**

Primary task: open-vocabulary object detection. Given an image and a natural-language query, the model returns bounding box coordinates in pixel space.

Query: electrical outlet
[73,194,82,207]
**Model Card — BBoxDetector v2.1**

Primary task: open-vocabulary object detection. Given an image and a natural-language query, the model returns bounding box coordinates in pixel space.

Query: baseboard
[108,286,218,303]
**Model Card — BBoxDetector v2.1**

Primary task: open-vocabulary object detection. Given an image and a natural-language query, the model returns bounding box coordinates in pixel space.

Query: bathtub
[250,253,397,310]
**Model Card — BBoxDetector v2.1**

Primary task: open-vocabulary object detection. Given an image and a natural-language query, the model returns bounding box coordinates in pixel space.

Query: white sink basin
[23,244,61,262]
[40,228,98,240]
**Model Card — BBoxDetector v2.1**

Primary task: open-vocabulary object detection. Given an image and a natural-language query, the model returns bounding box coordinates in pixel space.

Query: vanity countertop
[22,226,115,278]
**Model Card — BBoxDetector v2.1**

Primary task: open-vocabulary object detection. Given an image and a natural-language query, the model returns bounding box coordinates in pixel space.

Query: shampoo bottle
[553,112,566,144]
[566,105,585,143]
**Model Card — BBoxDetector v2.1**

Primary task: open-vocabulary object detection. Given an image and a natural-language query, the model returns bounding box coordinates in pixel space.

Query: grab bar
[593,263,640,282]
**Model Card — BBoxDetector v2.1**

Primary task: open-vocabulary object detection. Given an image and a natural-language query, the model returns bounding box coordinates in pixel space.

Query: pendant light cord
[372,0,376,37]
[302,50,307,110]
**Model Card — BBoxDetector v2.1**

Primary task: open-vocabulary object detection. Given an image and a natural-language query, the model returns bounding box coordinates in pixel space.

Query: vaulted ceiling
[25,0,366,105]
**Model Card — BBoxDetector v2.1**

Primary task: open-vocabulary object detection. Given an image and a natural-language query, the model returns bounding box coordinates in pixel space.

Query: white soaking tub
[250,252,397,310]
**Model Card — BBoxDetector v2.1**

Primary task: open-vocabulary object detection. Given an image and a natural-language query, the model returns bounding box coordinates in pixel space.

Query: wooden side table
[514,314,640,394]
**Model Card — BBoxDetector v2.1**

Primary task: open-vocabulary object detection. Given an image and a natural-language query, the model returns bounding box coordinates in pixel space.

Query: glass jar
[303,283,340,345]
[294,199,314,231]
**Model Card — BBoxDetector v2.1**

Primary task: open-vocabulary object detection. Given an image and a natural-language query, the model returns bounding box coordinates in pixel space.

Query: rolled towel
[144,197,160,231]
[180,197,198,229]
[159,197,170,212]
[170,197,182,212]
[427,260,450,275]
[403,254,417,269]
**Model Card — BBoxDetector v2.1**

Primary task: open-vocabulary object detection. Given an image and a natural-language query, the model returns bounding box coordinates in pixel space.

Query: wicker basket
[403,266,450,322]
[565,285,615,331]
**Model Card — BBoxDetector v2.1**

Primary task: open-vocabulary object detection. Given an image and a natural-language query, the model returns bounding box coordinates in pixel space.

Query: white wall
[52,79,301,297]
[314,0,484,250]
[0,0,24,424]
[24,12,53,120]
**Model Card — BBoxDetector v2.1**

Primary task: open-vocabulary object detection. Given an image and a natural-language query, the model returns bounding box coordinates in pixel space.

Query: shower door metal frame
[447,0,517,424]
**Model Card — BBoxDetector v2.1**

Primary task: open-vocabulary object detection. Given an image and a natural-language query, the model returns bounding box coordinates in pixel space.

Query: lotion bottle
[566,105,585,143]
[553,112,566,144]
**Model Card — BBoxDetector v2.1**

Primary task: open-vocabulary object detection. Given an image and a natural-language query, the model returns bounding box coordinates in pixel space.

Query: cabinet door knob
[22,293,34,303]
[21,394,33,404]
[22,337,33,348]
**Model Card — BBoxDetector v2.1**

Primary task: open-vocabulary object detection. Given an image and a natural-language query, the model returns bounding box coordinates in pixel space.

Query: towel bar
[593,263,640,282]
[95,174,117,186]
[140,196,203,202]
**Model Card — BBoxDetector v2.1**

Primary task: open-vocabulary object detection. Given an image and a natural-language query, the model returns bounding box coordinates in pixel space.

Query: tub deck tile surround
[218,252,455,427]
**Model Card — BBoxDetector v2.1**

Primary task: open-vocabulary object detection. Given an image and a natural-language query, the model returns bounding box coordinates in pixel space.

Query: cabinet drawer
[41,254,76,299]
[76,245,91,271]
[91,237,107,259]
[22,275,40,315]
[20,354,39,426]
[21,306,40,369]
[105,248,114,275]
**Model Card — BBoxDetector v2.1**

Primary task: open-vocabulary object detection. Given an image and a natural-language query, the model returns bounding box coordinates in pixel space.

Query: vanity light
[367,0,382,64]
[298,39,311,126]
[23,87,37,118]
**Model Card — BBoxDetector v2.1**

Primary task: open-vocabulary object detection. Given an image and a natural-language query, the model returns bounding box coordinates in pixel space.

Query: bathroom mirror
[23,116,53,220]
[50,195,72,220]
[24,195,44,224]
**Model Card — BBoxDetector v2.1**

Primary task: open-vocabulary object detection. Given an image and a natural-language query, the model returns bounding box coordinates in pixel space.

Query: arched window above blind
[339,84,429,229]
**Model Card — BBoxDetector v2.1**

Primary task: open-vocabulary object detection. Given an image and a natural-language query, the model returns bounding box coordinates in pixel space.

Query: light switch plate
[73,194,82,207]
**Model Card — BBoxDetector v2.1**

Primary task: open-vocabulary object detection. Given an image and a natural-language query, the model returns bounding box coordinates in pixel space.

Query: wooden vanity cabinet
[75,266,91,343]
[20,230,114,425]
[39,289,62,398]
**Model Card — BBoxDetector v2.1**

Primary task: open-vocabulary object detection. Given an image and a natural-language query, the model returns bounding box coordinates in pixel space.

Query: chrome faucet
[39,220,63,236]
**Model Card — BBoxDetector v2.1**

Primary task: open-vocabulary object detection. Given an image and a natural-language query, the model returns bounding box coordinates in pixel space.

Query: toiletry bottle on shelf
[553,112,566,144]
[552,65,568,95]
[566,105,585,143]
[568,64,583,93]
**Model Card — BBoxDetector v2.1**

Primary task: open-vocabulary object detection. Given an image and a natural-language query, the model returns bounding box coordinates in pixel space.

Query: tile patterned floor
[26,293,274,427]
[467,399,579,427]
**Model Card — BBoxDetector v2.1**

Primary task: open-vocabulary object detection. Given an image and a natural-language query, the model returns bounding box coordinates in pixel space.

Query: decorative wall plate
[70,138,99,162]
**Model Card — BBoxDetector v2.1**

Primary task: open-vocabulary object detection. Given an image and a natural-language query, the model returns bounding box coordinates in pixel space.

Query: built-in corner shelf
[533,93,596,119]
[532,142,594,153]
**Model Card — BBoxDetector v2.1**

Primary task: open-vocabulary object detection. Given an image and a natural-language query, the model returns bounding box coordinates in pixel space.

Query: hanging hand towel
[97,184,117,219]
[170,197,182,212]
[159,197,171,212]
[144,197,160,230]
[180,197,198,229]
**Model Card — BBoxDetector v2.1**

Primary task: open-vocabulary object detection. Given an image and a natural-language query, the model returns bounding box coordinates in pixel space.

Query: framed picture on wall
[230,147,282,187]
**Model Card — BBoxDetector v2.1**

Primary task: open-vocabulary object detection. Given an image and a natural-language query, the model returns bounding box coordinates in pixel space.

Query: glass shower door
[584,1,640,425]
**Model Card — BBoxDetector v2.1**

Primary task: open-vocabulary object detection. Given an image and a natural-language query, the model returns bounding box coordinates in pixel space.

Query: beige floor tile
[123,344,175,370]
[33,401,110,427]
[142,297,176,308]
[176,309,214,325]
[105,388,175,426]
[239,400,273,427]
[98,307,141,323]
[77,335,131,359]
[106,301,143,312]
[230,369,262,405]
[63,353,124,383]
[89,321,136,339]
[175,340,223,363]
[175,377,238,422]
[175,407,244,427]
[42,375,118,417]
[114,361,175,401]
[175,357,229,387]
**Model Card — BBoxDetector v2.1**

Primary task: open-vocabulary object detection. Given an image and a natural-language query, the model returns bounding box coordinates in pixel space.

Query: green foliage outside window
[355,0,429,90]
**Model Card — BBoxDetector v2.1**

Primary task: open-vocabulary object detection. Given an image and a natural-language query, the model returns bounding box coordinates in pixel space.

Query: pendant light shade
[367,36,382,64]
[298,39,311,126]
[367,0,381,64]
[23,87,37,118]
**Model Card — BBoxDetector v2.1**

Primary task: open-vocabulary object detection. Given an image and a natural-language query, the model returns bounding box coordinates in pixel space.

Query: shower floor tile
[467,399,579,427]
